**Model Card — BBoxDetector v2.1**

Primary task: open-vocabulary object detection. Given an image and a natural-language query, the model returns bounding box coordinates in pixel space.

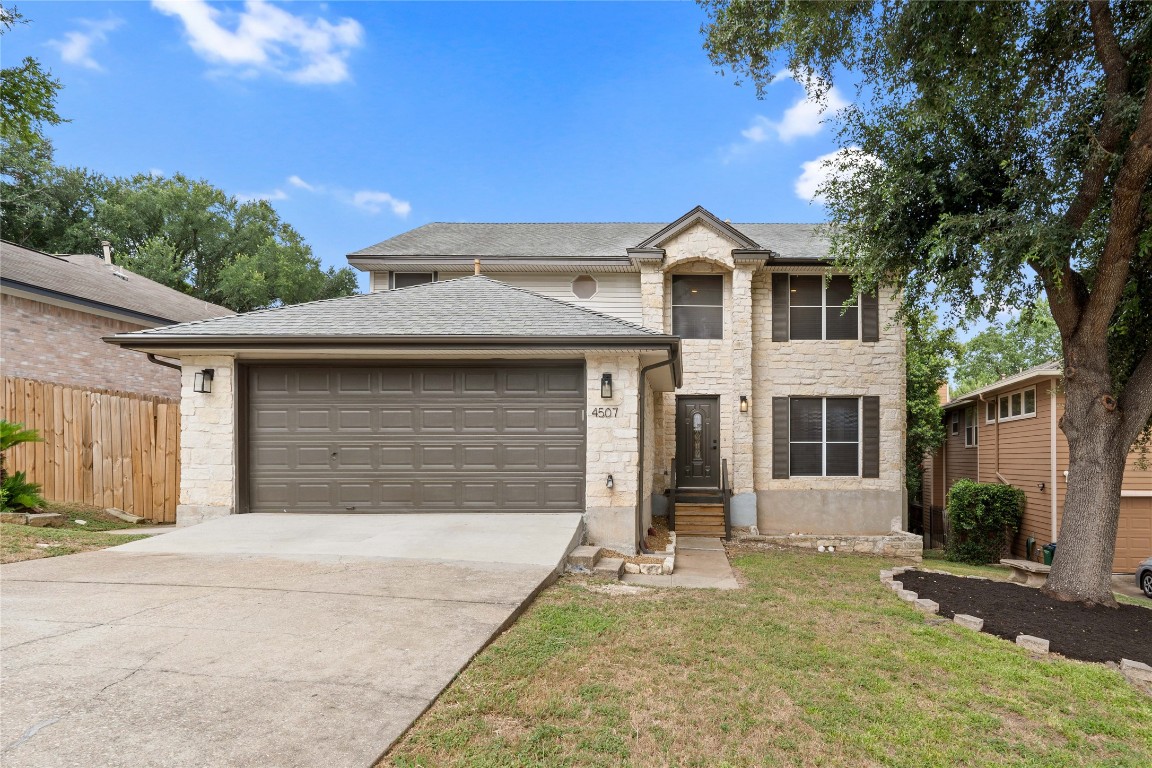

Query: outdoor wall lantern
[193,369,215,394]
[740,395,749,413]
[601,373,613,399]
[606,474,614,489]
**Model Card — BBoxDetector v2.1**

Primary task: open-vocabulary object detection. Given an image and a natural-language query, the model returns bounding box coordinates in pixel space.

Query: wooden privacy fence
[1,377,180,522]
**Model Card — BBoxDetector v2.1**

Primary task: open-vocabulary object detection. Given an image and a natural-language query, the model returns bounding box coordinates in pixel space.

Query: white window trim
[951,411,961,435]
[788,397,862,477]
[789,274,861,341]
[389,271,437,289]
[988,385,1038,423]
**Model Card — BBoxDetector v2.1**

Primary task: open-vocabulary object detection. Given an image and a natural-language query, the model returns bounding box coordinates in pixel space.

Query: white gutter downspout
[1050,383,1058,541]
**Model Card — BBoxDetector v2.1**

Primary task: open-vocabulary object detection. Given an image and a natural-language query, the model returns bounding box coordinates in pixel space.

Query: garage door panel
[248,364,585,513]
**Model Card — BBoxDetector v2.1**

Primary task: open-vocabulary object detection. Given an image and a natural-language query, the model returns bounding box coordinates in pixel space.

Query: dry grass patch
[381,551,1152,768]
[0,522,146,563]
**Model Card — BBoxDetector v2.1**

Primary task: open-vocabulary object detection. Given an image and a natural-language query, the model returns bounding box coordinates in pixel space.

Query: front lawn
[1,502,146,563]
[381,549,1152,768]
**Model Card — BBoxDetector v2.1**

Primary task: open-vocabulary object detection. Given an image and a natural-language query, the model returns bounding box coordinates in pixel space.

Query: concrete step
[566,545,603,571]
[592,557,625,581]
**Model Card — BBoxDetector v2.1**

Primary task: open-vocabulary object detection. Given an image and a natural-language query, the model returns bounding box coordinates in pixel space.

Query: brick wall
[1,294,180,397]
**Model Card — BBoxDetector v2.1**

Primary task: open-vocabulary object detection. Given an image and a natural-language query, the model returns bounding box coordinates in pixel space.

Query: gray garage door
[246,364,585,513]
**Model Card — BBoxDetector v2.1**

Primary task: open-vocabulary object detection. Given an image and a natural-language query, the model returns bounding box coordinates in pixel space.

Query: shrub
[0,420,45,512]
[945,479,1025,565]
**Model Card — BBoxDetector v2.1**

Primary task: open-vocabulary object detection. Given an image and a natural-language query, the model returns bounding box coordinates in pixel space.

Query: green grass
[41,500,142,532]
[381,550,1152,768]
[1,519,145,564]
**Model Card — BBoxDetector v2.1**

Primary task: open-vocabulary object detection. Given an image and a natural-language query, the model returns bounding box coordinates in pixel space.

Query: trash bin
[1042,543,1057,565]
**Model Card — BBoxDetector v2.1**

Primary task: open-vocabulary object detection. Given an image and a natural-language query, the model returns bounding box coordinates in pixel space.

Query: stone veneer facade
[639,222,906,535]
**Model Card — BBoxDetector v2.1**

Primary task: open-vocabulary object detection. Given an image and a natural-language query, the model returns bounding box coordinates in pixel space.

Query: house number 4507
[589,407,619,418]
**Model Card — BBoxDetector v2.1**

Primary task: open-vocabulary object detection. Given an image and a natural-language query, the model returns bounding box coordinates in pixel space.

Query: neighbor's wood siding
[1,377,180,522]
[943,407,977,494]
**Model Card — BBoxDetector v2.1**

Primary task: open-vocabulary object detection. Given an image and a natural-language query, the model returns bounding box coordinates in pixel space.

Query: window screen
[392,272,435,289]
[672,275,723,339]
[789,397,860,477]
[788,275,859,340]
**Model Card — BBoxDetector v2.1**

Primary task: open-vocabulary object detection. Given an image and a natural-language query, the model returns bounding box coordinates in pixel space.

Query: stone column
[730,265,756,524]
[583,352,642,554]
[177,354,236,525]
[639,264,665,333]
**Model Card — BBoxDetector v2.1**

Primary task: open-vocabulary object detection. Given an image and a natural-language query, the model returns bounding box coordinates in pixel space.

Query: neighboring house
[1,240,232,398]
[106,206,906,554]
[922,361,1152,573]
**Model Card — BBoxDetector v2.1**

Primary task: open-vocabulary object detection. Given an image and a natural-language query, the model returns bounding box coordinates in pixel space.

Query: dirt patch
[900,571,1152,666]
[603,549,665,565]
[643,518,671,552]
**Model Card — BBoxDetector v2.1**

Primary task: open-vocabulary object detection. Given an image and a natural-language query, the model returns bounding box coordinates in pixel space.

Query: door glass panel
[692,412,703,461]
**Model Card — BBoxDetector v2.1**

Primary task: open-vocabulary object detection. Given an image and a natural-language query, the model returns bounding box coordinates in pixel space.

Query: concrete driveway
[1,513,583,768]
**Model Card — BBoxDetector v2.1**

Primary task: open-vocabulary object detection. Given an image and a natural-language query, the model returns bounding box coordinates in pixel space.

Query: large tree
[702,0,1152,606]
[952,301,1062,397]
[906,309,956,500]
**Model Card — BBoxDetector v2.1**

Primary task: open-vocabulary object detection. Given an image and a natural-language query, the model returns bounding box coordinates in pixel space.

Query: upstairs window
[672,275,723,339]
[964,406,978,447]
[786,275,859,340]
[996,386,1037,422]
[391,272,436,289]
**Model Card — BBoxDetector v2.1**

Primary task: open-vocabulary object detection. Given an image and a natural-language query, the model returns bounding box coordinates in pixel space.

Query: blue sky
[9,1,850,290]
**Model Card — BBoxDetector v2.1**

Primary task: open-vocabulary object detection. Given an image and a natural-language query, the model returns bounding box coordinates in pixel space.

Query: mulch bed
[900,571,1152,666]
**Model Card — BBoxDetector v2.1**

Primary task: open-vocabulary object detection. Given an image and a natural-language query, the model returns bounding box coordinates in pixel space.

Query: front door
[676,396,719,487]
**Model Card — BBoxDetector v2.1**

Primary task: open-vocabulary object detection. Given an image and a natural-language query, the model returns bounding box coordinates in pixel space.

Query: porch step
[677,524,726,536]
[676,503,724,514]
[592,557,625,581]
[673,501,725,536]
[566,545,603,572]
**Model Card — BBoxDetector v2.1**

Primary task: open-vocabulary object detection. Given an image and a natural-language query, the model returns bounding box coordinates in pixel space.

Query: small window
[391,272,435,289]
[986,401,996,423]
[789,397,860,477]
[964,407,978,447]
[672,275,723,339]
[571,275,597,299]
[788,274,859,341]
[996,386,1037,422]
[951,412,960,435]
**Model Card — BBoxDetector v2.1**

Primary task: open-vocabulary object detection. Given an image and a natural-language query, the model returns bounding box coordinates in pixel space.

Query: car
[1138,557,1152,599]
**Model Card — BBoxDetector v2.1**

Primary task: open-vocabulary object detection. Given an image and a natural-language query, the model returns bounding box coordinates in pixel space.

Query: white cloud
[152,0,363,84]
[48,18,122,71]
[352,190,411,217]
[287,174,314,191]
[795,147,879,203]
[738,84,850,148]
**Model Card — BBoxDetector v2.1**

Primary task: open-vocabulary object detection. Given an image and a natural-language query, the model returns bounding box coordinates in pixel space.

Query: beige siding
[943,408,977,493]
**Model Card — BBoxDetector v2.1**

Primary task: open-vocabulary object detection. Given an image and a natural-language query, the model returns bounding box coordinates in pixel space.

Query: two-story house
[107,207,906,553]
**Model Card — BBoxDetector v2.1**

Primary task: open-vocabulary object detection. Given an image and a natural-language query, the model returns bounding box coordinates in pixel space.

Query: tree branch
[1081,67,1152,340]
[1062,1,1131,233]
[1119,345,1152,449]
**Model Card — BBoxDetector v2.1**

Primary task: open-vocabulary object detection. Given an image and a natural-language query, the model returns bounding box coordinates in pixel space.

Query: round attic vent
[571,274,597,299]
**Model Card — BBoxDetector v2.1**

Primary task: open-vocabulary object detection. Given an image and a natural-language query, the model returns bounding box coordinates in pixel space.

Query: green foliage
[945,479,1025,565]
[905,308,957,497]
[952,300,1061,397]
[0,420,40,454]
[0,6,65,146]
[1,470,44,512]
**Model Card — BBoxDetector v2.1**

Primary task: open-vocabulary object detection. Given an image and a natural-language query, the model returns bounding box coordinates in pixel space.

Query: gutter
[103,334,681,350]
[146,353,181,371]
[1050,384,1058,540]
[636,345,681,554]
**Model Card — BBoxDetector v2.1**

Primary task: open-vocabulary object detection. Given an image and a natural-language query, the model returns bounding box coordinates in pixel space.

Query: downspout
[1050,383,1058,541]
[980,392,1008,484]
[636,346,679,554]
[147,353,181,371]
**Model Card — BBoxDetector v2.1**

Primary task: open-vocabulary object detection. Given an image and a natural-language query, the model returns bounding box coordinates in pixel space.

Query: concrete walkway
[622,536,740,589]
[1,513,583,768]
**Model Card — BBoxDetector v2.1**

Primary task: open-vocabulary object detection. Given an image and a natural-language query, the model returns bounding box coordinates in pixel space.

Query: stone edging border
[623,531,677,576]
[879,567,1152,691]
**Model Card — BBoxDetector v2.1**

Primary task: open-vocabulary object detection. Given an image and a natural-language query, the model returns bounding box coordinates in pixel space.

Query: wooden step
[676,526,726,536]
[676,504,724,514]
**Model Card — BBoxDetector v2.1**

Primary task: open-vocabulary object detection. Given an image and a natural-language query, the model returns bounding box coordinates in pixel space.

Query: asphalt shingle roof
[113,275,671,342]
[1,241,232,324]
[349,222,829,262]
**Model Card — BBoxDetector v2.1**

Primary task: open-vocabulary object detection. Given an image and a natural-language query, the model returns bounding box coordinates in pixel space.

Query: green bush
[945,479,1025,564]
[0,420,45,512]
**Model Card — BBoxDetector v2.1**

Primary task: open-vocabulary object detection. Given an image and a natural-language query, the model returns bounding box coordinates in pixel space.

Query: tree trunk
[1041,347,1127,608]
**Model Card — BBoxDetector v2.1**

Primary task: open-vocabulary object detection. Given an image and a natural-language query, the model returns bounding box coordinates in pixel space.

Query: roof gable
[109,275,672,343]
[634,206,760,250]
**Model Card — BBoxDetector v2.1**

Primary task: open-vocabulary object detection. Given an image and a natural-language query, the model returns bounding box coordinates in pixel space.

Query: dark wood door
[676,396,720,487]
